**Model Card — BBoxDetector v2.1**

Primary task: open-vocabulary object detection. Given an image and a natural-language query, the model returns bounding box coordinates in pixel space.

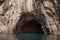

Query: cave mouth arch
[14,20,44,34]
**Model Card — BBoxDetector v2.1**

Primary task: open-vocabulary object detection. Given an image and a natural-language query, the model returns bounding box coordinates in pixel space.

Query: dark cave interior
[14,20,44,34]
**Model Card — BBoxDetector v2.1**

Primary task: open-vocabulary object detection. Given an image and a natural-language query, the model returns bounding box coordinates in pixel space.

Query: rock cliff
[0,0,60,35]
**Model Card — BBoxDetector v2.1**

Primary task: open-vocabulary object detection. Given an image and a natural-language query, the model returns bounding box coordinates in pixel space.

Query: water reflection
[0,33,59,40]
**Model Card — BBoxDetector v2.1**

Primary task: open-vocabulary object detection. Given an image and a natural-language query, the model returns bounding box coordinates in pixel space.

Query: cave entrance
[15,20,44,34]
[14,13,44,34]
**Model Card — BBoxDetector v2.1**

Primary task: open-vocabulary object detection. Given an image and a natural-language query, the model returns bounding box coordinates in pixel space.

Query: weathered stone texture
[0,0,60,35]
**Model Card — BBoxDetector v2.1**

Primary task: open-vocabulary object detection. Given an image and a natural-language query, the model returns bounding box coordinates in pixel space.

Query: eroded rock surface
[0,0,60,35]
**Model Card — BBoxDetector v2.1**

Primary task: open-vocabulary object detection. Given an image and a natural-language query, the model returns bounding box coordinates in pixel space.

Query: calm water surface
[0,33,60,40]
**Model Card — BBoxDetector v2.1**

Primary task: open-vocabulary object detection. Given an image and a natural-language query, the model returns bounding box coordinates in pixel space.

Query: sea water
[0,33,59,40]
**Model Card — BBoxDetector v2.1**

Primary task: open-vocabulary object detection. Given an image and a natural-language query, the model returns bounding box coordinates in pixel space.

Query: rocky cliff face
[0,0,60,35]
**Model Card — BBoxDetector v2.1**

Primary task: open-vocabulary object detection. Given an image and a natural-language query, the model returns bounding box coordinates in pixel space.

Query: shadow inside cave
[13,12,45,34]
[14,20,44,34]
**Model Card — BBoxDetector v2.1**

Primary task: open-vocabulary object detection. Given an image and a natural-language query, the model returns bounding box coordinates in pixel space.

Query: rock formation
[0,0,60,35]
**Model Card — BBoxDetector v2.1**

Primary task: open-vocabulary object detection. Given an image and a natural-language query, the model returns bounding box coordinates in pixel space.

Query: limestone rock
[0,0,60,35]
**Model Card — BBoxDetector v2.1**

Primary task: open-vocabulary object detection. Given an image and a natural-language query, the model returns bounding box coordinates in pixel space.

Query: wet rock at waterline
[0,0,60,35]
